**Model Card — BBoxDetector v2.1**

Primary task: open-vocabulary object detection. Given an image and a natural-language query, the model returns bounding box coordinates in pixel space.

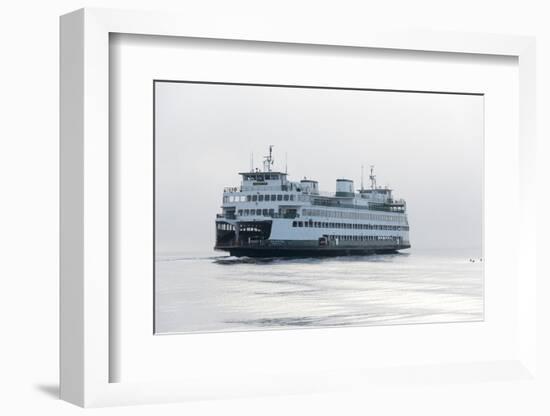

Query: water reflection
[155,248,483,334]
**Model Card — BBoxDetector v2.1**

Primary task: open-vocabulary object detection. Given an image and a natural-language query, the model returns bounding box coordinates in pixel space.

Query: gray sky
[155,82,483,253]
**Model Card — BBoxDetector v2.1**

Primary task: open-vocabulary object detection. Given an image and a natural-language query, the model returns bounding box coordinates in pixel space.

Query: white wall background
[0,1,548,415]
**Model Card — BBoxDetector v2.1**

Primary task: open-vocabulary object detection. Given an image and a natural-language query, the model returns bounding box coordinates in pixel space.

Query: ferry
[214,146,411,257]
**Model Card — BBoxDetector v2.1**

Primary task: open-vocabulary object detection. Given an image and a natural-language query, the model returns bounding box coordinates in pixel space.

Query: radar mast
[369,165,377,189]
[263,145,275,172]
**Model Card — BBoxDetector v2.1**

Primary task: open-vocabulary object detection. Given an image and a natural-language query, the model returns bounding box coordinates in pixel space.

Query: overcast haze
[155,82,483,253]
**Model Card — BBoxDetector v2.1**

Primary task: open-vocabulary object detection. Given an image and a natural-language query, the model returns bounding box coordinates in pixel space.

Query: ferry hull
[215,244,411,258]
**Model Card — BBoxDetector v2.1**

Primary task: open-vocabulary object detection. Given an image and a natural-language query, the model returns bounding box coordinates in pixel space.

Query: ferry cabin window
[246,195,251,202]
[290,195,295,201]
[284,195,289,201]
[271,195,276,201]
[252,195,257,202]
[277,195,282,201]
[298,221,303,227]
[292,221,297,227]
[259,195,264,202]
[262,209,268,216]
[244,209,249,215]
[269,209,274,216]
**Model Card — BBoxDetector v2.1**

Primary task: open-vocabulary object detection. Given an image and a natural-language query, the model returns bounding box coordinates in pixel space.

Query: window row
[224,194,296,203]
[217,223,235,231]
[249,194,295,202]
[238,208,275,217]
[302,208,403,223]
[224,195,247,203]
[292,220,409,231]
[326,235,400,241]
[242,174,280,181]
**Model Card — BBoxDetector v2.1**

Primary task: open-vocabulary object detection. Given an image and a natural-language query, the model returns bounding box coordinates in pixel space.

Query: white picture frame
[60,8,537,407]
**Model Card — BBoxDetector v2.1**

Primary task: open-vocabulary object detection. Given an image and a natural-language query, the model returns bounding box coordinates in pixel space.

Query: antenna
[361,164,364,191]
[285,152,288,174]
[263,145,274,172]
[369,165,377,190]
[250,152,254,171]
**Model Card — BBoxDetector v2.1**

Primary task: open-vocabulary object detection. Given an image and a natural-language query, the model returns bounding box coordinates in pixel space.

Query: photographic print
[154,81,483,334]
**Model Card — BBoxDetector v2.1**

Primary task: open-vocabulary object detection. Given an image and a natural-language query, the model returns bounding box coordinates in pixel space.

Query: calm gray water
[155,248,483,334]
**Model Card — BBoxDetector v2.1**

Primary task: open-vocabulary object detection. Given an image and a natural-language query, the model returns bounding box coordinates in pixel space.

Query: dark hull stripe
[215,244,411,258]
